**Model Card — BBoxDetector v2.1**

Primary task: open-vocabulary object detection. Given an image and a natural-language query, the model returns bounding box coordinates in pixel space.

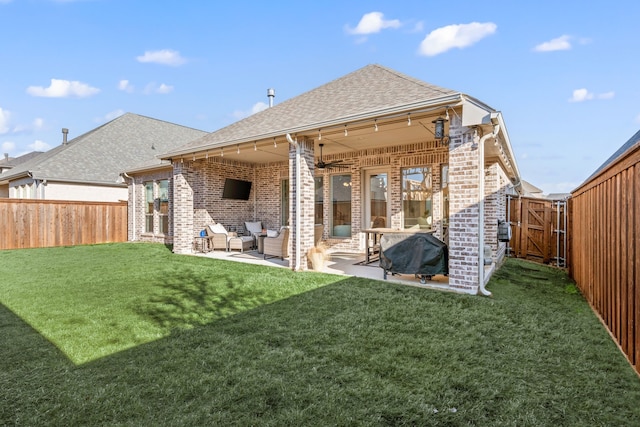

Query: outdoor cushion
[209,223,228,235]
[267,229,279,237]
[245,221,262,233]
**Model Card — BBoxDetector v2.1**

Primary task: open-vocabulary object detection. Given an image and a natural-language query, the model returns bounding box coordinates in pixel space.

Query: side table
[257,234,267,254]
[193,236,209,253]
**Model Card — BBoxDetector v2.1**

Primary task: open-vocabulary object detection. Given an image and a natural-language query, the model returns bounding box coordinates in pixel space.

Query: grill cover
[380,232,448,277]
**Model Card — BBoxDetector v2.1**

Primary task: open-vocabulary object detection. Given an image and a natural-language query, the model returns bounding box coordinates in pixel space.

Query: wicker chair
[263,227,289,260]
[206,223,235,251]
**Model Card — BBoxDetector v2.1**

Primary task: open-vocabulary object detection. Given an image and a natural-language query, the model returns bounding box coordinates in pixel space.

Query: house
[133,64,520,294]
[0,113,207,203]
[0,151,44,196]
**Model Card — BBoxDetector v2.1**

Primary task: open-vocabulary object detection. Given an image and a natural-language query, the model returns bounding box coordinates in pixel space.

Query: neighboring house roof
[0,151,44,173]
[520,180,545,198]
[0,113,207,186]
[161,64,461,158]
[546,193,571,200]
[582,129,640,185]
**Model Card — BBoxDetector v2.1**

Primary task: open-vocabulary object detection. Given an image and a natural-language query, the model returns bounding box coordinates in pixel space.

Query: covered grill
[379,232,448,283]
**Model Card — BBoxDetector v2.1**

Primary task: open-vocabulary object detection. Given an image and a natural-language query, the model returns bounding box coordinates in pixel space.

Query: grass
[1,243,639,426]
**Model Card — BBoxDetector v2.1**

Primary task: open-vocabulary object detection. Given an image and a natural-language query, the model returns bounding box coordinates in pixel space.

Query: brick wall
[127,168,173,244]
[447,123,481,293]
[149,133,514,293]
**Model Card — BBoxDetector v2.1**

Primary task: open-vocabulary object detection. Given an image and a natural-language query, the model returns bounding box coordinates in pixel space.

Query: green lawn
[1,243,639,426]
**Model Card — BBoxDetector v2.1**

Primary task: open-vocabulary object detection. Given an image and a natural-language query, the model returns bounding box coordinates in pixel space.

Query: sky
[1,0,639,194]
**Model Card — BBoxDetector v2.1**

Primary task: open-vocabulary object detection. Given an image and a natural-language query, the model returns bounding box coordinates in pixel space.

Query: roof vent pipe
[267,88,275,107]
[3,153,8,162]
[62,128,69,145]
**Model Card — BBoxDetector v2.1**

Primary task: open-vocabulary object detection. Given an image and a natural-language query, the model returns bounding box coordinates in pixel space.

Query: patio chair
[206,223,235,251]
[263,226,289,260]
[244,220,264,247]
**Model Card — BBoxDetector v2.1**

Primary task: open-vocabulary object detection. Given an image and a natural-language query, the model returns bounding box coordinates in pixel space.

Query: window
[402,167,432,229]
[314,176,323,225]
[281,179,289,226]
[331,174,351,237]
[158,179,169,234]
[144,182,154,233]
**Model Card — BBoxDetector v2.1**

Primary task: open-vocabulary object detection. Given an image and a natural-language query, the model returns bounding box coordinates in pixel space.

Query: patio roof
[160,64,520,182]
[160,64,462,159]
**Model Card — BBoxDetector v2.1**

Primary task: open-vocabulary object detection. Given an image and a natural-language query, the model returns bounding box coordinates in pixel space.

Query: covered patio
[157,65,520,295]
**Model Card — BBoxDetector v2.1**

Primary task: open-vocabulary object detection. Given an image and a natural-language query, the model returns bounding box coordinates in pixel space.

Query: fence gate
[507,195,568,267]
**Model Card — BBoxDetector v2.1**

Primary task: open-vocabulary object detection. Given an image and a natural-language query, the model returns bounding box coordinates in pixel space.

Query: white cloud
[597,91,615,100]
[2,141,15,153]
[534,35,572,52]
[0,0,13,4]
[0,107,11,134]
[411,21,424,33]
[156,83,174,94]
[569,88,593,102]
[32,117,45,130]
[118,79,134,93]
[26,79,100,98]
[418,22,497,56]
[346,12,401,35]
[29,140,51,152]
[231,102,269,120]
[136,49,186,66]
[143,82,174,94]
[103,110,125,122]
[569,88,614,102]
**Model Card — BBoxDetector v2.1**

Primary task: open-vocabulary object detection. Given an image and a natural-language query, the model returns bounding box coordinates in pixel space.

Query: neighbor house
[129,64,521,294]
[0,113,207,203]
[0,151,44,197]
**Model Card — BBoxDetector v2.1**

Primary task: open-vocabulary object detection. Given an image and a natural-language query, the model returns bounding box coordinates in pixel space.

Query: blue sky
[1,0,638,194]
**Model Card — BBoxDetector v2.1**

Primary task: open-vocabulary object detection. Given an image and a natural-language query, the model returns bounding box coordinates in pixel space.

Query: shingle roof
[0,113,207,184]
[0,151,44,171]
[162,64,460,157]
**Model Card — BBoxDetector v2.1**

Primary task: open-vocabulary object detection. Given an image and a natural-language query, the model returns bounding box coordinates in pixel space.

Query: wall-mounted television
[222,178,252,200]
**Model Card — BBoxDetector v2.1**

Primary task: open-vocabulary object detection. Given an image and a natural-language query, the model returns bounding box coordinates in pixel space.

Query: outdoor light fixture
[237,144,240,154]
[220,148,224,157]
[374,119,378,132]
[432,117,447,140]
[273,138,277,148]
[344,125,348,137]
[318,129,322,140]
[254,141,257,151]
[407,113,411,126]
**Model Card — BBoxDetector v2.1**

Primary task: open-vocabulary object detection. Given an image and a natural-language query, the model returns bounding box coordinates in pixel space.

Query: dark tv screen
[222,178,252,200]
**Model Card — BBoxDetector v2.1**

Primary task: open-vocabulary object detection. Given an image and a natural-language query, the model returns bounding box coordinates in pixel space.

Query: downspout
[123,172,135,241]
[286,133,301,271]
[477,123,500,296]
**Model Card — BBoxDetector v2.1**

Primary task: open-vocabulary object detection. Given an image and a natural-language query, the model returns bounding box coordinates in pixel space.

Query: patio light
[432,117,447,140]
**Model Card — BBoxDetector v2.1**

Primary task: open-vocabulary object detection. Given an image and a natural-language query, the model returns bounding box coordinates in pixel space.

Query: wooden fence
[569,142,639,376]
[0,199,127,250]
[508,196,568,267]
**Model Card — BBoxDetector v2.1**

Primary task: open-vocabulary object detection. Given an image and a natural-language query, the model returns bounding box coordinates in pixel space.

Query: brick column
[289,137,315,271]
[172,161,195,254]
[447,124,480,294]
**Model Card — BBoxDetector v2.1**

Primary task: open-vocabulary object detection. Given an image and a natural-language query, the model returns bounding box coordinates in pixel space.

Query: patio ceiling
[176,108,515,179]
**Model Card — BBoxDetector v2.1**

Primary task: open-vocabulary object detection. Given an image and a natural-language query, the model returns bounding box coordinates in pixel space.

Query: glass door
[364,170,388,229]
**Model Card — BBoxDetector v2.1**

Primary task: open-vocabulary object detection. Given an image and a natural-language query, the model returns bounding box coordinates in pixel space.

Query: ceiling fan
[316,143,351,170]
